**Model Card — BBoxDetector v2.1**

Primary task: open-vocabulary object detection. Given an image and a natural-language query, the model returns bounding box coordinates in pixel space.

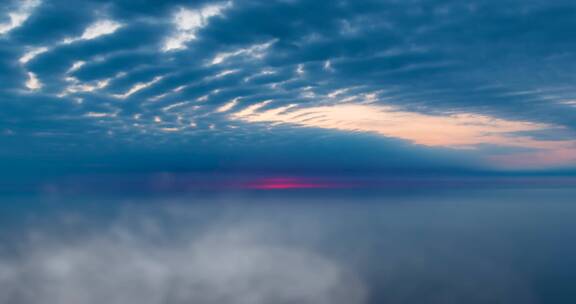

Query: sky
[1,0,576,181]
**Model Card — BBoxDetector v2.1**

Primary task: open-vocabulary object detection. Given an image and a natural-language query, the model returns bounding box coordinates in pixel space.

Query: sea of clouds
[0,195,544,304]
[0,201,366,304]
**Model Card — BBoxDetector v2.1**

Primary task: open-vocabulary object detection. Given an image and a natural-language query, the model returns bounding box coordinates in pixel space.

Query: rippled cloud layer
[2,0,576,172]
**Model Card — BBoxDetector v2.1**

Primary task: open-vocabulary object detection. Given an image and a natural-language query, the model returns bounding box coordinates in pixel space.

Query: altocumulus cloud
[1,0,576,172]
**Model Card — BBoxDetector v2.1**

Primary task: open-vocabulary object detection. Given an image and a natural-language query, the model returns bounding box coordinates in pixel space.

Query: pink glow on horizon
[246,177,351,190]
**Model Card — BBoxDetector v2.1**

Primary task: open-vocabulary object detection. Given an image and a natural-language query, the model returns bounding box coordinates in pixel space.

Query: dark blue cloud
[1,0,576,181]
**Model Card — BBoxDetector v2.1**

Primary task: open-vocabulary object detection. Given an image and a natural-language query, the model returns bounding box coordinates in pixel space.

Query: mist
[2,189,571,303]
[0,198,370,304]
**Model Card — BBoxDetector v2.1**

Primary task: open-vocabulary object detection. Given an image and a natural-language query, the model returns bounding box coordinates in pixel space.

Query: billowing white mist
[0,196,544,304]
[0,205,366,304]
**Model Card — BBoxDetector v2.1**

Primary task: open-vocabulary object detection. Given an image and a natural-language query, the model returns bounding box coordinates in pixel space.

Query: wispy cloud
[19,46,48,64]
[231,102,576,167]
[113,76,164,99]
[63,19,123,44]
[163,2,232,51]
[0,0,41,35]
[231,103,551,148]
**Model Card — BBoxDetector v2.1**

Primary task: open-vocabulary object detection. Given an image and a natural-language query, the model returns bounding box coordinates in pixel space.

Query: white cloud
[296,64,305,75]
[67,61,86,73]
[327,88,349,98]
[216,97,240,113]
[212,69,240,78]
[19,46,49,64]
[197,95,209,102]
[163,2,232,52]
[210,40,276,65]
[0,0,41,35]
[16,18,119,96]
[63,78,110,95]
[25,72,42,90]
[63,19,123,44]
[243,68,276,82]
[160,127,181,132]
[81,20,122,40]
[323,60,334,72]
[113,76,164,99]
[161,102,188,112]
[85,112,116,118]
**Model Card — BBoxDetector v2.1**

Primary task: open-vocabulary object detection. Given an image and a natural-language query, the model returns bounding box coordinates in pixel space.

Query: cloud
[63,19,123,44]
[25,72,42,90]
[0,197,543,303]
[19,46,48,64]
[216,97,239,112]
[2,0,576,173]
[0,0,41,35]
[231,102,576,163]
[0,206,366,304]
[210,40,276,65]
[113,76,164,99]
[163,2,231,51]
